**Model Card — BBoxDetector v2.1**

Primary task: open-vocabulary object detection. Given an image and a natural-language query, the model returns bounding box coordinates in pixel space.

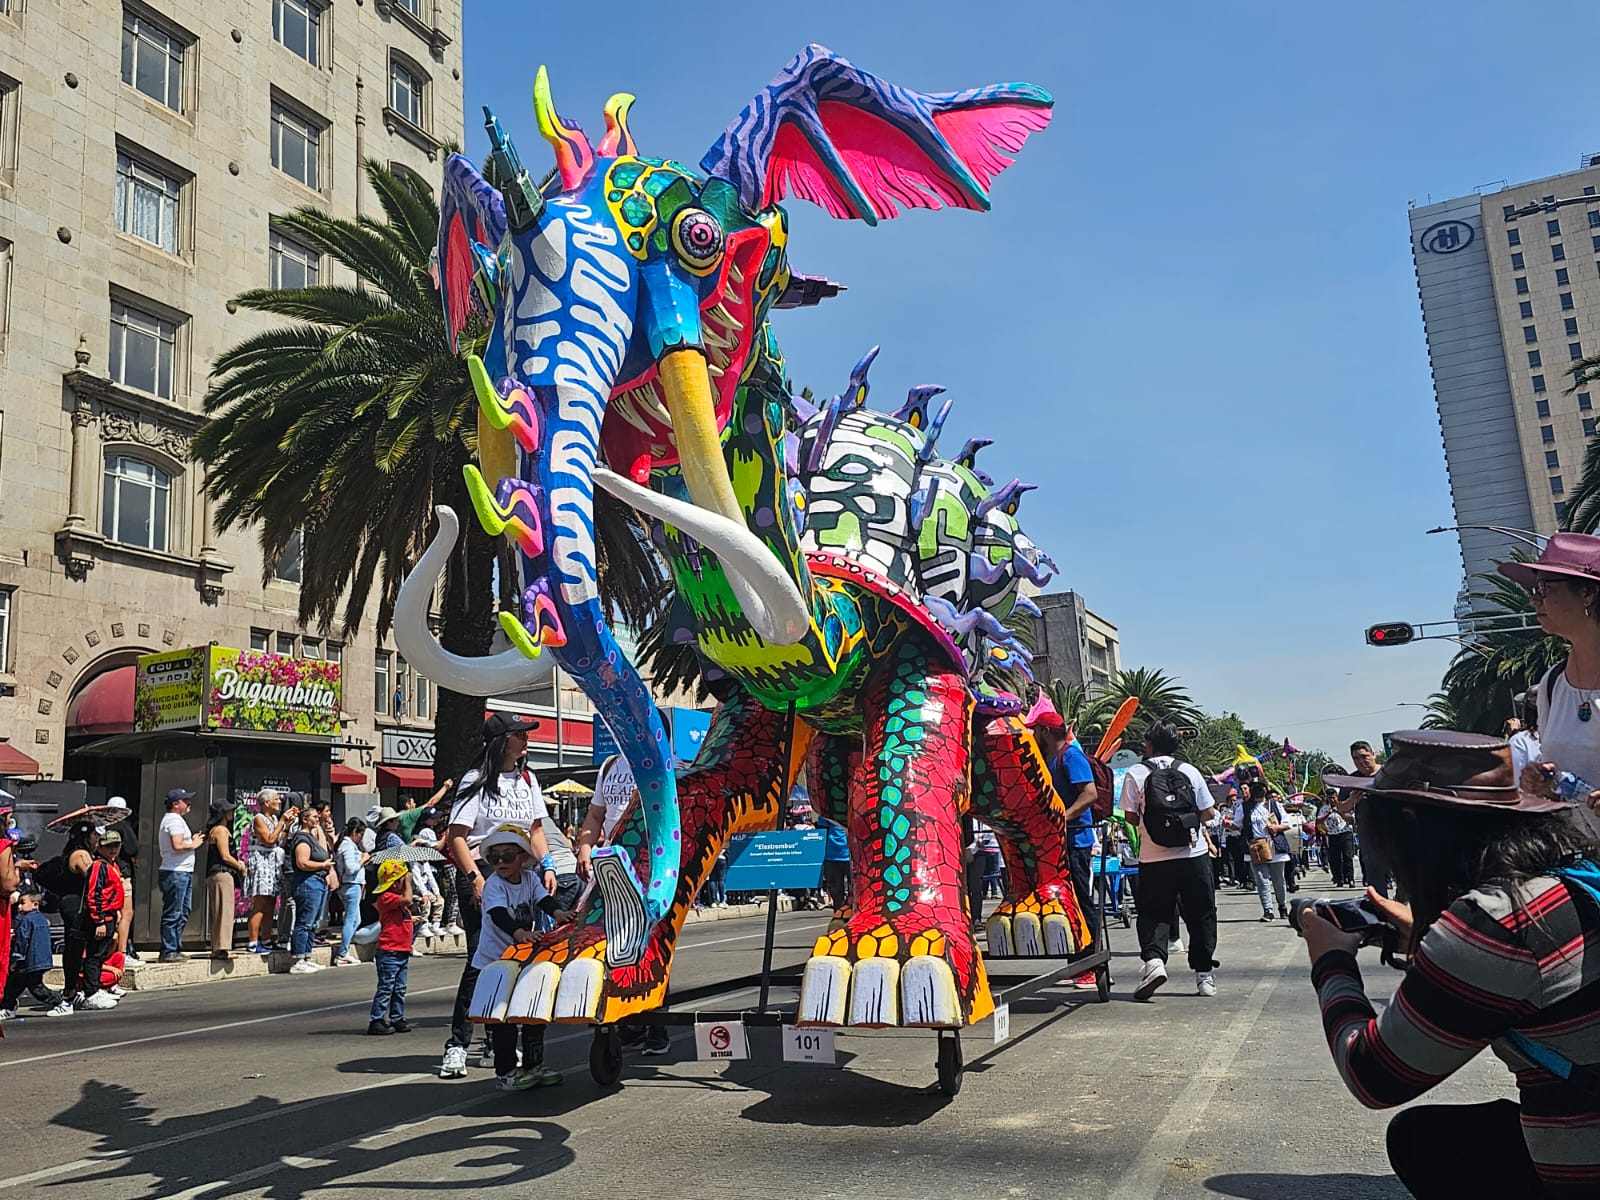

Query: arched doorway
[63,653,149,808]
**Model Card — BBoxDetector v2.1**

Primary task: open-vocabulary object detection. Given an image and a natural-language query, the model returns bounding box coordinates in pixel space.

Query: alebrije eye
[670,208,723,274]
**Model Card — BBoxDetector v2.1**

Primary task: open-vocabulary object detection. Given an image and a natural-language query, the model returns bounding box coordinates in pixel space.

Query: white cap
[107,796,128,810]
[478,824,532,856]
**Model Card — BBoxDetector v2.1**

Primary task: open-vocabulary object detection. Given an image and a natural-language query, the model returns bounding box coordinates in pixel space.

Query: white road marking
[1108,936,1301,1200]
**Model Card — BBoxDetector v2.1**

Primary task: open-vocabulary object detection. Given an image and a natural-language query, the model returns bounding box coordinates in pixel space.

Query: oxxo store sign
[382,730,436,765]
[134,645,342,735]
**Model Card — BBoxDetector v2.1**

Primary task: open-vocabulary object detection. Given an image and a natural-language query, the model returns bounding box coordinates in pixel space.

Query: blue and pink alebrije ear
[700,44,1052,226]
[437,154,507,352]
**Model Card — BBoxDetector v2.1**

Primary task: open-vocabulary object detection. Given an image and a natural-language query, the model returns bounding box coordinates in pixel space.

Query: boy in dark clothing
[2,889,72,1016]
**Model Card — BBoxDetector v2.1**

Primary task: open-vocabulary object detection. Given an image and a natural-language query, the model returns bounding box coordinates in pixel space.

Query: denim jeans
[290,875,329,958]
[370,949,409,1024]
[336,882,362,957]
[159,869,194,955]
[1252,859,1289,916]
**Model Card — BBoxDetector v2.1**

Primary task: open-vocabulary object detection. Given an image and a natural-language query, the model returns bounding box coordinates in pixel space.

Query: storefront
[73,643,343,948]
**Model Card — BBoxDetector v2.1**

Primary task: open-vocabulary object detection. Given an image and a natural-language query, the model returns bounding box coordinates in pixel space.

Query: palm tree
[1094,666,1201,744]
[192,160,661,781]
[1437,559,1566,733]
[1560,432,1600,533]
[1418,691,1461,730]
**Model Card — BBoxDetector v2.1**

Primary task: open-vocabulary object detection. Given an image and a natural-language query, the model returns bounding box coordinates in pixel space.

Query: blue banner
[669,708,713,766]
[591,715,620,765]
[722,830,827,892]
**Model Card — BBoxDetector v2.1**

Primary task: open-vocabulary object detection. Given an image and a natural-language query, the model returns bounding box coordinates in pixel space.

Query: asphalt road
[0,881,1506,1199]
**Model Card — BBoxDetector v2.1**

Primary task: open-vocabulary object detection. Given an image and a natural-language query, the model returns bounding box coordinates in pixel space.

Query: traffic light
[1365,622,1415,647]
[1175,726,1200,740]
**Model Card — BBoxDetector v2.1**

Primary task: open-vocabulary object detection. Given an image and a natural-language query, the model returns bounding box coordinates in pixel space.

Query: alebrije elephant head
[395,45,1052,964]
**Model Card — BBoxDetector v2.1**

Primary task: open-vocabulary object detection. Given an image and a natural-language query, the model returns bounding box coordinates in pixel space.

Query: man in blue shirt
[1027,709,1099,987]
[818,814,851,910]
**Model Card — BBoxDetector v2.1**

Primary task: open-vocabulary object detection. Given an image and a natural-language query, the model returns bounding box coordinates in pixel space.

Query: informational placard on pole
[694,1020,750,1062]
[993,1002,1011,1043]
[782,1025,837,1065]
[722,830,827,893]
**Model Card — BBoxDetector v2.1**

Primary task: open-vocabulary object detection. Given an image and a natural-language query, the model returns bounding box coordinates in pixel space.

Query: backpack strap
[1547,658,1569,708]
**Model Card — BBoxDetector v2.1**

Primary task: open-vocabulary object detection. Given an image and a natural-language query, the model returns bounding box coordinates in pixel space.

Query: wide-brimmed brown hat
[1497,532,1600,588]
[1324,730,1570,814]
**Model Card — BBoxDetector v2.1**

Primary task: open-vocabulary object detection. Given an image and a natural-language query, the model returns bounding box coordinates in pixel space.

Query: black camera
[1287,896,1390,948]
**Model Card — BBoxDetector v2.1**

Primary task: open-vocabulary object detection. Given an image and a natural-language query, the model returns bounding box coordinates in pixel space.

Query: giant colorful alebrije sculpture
[394,45,1064,1027]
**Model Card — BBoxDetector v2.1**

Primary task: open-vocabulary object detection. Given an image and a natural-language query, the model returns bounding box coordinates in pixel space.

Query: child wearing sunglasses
[474,825,576,1089]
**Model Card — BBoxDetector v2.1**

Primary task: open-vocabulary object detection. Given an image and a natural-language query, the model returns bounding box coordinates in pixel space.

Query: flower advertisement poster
[133,647,209,731]
[207,646,341,736]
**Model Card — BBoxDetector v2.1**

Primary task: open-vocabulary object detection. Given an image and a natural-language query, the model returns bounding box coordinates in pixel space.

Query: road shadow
[1205,1172,1407,1199]
[45,1078,576,1198]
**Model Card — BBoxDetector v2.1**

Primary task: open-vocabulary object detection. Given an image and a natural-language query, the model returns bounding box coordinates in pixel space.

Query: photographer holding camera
[1300,730,1600,1199]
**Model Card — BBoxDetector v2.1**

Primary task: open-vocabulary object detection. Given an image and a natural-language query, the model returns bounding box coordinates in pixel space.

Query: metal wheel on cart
[936,1031,964,1096]
[589,1024,623,1086]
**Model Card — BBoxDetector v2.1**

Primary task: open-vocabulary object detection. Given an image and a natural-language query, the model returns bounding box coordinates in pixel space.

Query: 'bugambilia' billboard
[135,646,341,736]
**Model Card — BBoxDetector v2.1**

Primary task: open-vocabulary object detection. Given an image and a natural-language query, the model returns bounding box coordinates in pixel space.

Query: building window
[1581,392,1594,411]
[101,454,171,550]
[1542,425,1557,445]
[1574,342,1586,361]
[1547,449,1561,469]
[1586,417,1597,438]
[0,588,10,672]
[1551,475,1565,495]
[272,0,321,66]
[1517,277,1529,295]
[115,150,181,254]
[1553,244,1568,262]
[1567,317,1580,336]
[0,237,10,348]
[272,527,304,582]
[268,228,319,289]
[1504,203,1517,218]
[1589,212,1600,229]
[1537,398,1552,418]
[1588,187,1598,197]
[1534,375,1548,393]
[1512,252,1526,270]
[275,632,296,656]
[1557,501,1570,521]
[1544,195,1556,204]
[1520,300,1534,319]
[1529,350,1543,368]
[1549,219,1563,237]
[374,650,391,715]
[249,628,269,652]
[389,58,426,129]
[301,636,322,659]
[394,0,423,16]
[414,668,431,720]
[1562,291,1575,310]
[271,101,322,189]
[1508,228,1522,246]
[1557,266,1571,284]
[121,7,184,112]
[0,76,17,180]
[1524,325,1539,344]
[109,299,177,398]
[326,642,342,669]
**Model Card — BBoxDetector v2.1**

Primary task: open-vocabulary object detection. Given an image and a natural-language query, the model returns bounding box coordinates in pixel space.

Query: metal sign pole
[758,888,779,1013]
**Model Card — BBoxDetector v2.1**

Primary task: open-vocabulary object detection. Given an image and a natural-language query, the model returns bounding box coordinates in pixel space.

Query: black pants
[62,926,112,998]
[1386,1100,1544,1198]
[446,866,484,1051]
[1225,835,1249,886]
[1326,832,1355,887]
[822,860,849,909]
[1134,855,1217,972]
[1360,842,1392,898]
[492,1022,548,1076]
[2,968,63,1010]
[1067,845,1096,959]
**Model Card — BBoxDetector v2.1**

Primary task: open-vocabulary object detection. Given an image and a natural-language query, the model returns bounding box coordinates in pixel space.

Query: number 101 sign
[782,1026,837,1065]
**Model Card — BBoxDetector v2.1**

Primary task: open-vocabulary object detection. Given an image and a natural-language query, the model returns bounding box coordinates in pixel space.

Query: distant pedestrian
[286,798,334,975]
[332,818,368,966]
[103,796,139,961]
[371,808,405,853]
[410,831,447,939]
[157,788,204,962]
[204,800,245,960]
[1027,708,1100,988]
[74,829,126,1009]
[1347,741,1391,897]
[398,780,454,841]
[1117,722,1220,1000]
[1318,766,1357,887]
[367,860,415,1035]
[2,888,71,1017]
[1243,783,1291,922]
[818,814,849,911]
[1507,692,1541,782]
[537,817,581,928]
[245,790,289,954]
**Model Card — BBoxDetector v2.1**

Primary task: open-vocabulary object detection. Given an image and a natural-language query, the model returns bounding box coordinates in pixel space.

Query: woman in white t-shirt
[1499,536,1600,838]
[437,712,556,1079]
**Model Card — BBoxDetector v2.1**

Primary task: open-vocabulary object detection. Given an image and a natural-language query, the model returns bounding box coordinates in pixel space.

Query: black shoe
[619,1027,648,1052]
[640,1030,671,1056]
[367,1020,394,1036]
[388,1019,414,1033]
[157,952,185,964]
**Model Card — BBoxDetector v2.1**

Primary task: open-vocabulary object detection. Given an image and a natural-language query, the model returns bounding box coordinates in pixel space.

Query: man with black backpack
[1117,722,1219,1000]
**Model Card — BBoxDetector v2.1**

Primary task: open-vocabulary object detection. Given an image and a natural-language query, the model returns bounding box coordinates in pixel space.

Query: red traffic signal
[1365,622,1415,647]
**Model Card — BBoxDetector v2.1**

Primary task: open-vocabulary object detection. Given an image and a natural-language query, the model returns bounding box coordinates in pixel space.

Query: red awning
[66,665,135,736]
[330,764,367,786]
[0,742,41,776]
[376,765,436,790]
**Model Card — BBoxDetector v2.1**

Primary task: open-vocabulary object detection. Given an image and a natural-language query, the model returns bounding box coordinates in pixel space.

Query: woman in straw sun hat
[1304,730,1600,1198]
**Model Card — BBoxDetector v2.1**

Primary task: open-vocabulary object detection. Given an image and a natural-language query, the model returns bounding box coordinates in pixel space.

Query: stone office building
[0,0,473,791]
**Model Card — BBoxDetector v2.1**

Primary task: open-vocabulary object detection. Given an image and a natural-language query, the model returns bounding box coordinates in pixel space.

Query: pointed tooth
[638,389,671,425]
[614,391,654,434]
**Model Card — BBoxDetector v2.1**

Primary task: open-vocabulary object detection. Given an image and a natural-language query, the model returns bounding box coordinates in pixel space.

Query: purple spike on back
[847,345,880,406]
[916,395,956,464]
[976,478,1036,519]
[893,384,946,423]
[956,437,992,468]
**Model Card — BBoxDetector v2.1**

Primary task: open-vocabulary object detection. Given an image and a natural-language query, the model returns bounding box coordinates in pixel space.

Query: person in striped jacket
[1306,730,1600,1199]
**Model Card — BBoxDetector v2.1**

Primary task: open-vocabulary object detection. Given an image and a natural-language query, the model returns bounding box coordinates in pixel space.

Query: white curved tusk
[592,467,810,645]
[394,506,556,695]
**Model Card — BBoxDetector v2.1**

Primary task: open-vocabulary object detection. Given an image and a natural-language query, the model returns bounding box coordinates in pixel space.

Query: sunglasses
[1527,581,1570,599]
[486,851,523,865]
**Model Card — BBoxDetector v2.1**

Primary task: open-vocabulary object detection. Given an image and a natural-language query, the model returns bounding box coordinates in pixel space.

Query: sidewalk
[46,894,807,993]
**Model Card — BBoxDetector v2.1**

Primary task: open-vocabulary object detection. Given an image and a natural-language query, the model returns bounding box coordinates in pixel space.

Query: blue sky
[462,2,1589,758]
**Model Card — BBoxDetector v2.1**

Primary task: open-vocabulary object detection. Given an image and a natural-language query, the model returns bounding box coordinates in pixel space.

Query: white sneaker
[82,991,118,1010]
[46,1000,75,1016]
[444,923,464,936]
[1133,958,1167,1000]
[289,960,318,975]
[430,924,446,938]
[1196,971,1217,998]
[108,985,127,998]
[439,1044,468,1079]
[1168,937,1184,957]
[0,1008,14,1020]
